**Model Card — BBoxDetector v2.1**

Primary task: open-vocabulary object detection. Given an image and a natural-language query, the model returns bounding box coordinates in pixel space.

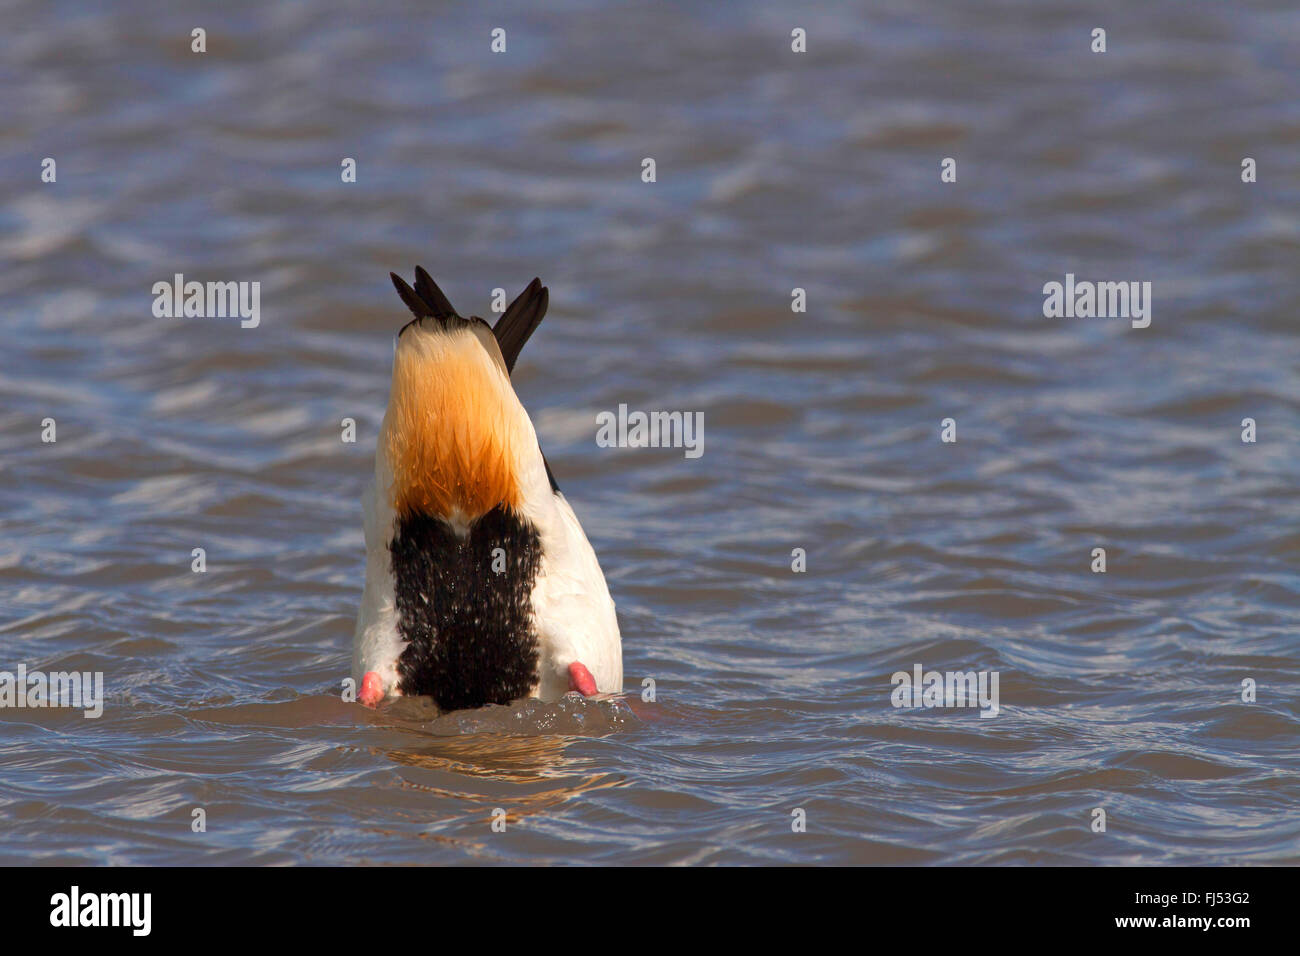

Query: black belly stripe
[391,506,542,711]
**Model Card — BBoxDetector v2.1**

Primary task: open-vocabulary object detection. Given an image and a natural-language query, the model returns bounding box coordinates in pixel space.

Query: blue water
[0,0,1297,864]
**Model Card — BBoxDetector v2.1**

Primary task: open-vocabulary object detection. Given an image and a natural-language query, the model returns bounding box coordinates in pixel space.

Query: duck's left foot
[567,662,598,696]
[359,671,384,707]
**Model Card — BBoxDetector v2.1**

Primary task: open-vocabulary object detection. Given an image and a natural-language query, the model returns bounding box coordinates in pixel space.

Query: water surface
[1,0,1298,864]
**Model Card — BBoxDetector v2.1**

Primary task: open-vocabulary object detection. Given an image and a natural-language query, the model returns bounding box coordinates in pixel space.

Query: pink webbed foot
[359,671,384,707]
[567,662,598,697]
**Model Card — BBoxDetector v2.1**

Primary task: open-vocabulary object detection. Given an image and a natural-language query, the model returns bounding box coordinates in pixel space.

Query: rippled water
[2,0,1298,865]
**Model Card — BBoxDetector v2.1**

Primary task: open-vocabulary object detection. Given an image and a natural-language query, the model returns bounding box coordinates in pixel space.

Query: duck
[352,267,622,711]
